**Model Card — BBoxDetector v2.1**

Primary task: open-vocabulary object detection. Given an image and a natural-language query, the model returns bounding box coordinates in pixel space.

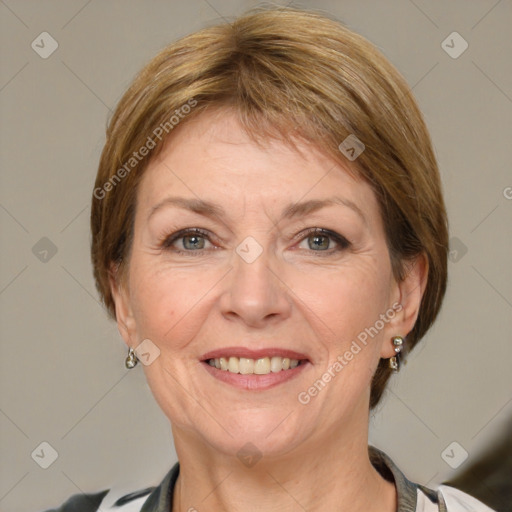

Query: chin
[195,409,312,461]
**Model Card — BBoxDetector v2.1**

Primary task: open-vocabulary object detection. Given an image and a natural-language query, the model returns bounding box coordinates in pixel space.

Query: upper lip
[201,347,310,361]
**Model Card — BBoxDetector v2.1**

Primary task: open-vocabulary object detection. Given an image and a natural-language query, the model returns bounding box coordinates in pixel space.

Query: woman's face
[112,109,421,459]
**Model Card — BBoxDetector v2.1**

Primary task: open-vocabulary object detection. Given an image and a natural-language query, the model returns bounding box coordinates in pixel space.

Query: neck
[170,407,396,512]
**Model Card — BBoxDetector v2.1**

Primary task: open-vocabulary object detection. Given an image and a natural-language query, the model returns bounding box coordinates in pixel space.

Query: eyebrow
[282,197,367,225]
[147,195,367,225]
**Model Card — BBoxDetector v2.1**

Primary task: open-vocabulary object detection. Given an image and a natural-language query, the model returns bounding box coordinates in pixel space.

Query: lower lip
[201,360,311,390]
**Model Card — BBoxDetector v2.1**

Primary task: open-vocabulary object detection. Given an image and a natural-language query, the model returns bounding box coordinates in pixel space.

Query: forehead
[137,109,377,218]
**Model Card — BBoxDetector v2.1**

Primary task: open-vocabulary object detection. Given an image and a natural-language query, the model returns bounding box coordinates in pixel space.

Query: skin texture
[110,108,427,511]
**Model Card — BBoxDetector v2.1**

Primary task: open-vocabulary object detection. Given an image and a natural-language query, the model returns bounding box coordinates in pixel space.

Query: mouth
[205,355,305,374]
[200,347,311,390]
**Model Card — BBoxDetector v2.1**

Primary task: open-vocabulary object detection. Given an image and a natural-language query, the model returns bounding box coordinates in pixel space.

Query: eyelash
[160,227,351,256]
[293,227,351,256]
[160,228,212,256]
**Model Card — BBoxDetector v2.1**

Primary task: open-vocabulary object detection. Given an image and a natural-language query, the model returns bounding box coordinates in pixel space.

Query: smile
[200,348,311,390]
[207,356,302,374]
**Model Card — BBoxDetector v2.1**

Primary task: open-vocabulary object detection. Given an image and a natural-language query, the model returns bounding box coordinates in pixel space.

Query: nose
[218,246,292,328]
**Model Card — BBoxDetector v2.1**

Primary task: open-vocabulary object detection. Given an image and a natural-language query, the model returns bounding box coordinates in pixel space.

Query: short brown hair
[91,6,448,408]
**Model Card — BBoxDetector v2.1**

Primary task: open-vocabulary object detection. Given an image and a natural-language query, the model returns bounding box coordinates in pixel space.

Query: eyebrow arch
[148,195,367,225]
[281,197,367,225]
[148,196,225,221]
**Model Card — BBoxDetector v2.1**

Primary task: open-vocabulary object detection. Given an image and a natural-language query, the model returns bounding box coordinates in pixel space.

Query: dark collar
[369,446,438,511]
[137,446,438,511]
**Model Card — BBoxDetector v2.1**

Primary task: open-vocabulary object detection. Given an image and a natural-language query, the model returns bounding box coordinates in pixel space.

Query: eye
[161,228,214,253]
[296,228,350,254]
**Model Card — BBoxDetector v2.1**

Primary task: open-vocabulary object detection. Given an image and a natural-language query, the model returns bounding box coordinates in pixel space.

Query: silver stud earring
[389,335,403,372]
[125,347,139,369]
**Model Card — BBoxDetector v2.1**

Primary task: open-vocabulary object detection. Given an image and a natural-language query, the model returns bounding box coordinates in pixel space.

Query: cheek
[128,259,218,350]
[297,265,391,410]
[297,259,391,344]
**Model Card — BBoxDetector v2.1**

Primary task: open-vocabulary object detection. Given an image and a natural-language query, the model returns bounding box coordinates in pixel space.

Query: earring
[125,347,139,369]
[389,336,403,372]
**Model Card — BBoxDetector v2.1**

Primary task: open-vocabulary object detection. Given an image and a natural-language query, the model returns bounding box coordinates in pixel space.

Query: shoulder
[42,487,155,512]
[42,463,179,512]
[434,485,497,512]
[42,489,110,512]
[369,446,496,512]
[414,476,496,511]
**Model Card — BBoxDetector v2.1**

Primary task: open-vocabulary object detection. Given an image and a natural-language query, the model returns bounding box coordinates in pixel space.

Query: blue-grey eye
[182,234,206,250]
[308,234,330,250]
[162,228,212,251]
[297,228,350,253]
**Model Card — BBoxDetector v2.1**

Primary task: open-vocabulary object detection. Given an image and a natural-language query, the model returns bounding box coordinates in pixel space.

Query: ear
[109,263,137,349]
[380,253,429,358]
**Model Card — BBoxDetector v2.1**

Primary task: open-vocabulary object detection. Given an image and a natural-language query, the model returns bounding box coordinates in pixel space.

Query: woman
[47,7,494,512]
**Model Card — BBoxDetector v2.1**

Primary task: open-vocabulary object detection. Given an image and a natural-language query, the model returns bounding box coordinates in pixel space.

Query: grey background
[1,1,511,511]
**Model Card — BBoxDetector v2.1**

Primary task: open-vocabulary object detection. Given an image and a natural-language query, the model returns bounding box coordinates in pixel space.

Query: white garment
[417,486,496,512]
[46,448,497,512]
[99,484,152,511]
[99,484,496,511]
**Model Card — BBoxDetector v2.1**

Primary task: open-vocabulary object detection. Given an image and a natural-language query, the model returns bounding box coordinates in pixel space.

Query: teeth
[270,356,282,373]
[208,356,301,375]
[254,357,270,374]
[239,357,254,375]
[228,356,239,373]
